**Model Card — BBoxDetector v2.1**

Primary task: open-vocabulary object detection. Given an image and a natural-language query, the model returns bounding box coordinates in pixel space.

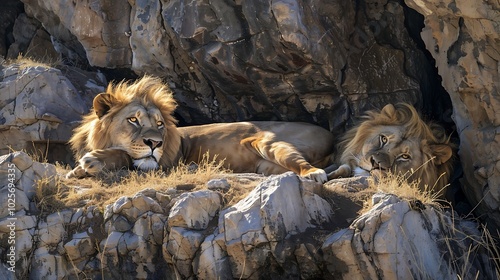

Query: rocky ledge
[0,151,496,279]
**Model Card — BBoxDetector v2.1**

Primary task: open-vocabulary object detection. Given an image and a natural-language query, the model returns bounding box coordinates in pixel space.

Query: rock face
[17,0,450,130]
[0,62,106,162]
[405,0,500,232]
[0,152,496,279]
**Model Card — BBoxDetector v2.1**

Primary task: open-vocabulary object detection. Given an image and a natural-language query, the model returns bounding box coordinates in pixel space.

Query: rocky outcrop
[0,62,105,162]
[0,151,58,279]
[405,0,500,232]
[7,0,500,228]
[17,0,450,130]
[1,0,500,276]
[323,193,494,279]
[0,152,496,279]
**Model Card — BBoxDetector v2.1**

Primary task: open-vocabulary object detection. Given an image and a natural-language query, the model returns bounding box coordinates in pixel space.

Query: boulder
[322,193,497,279]
[405,0,500,233]
[0,63,106,162]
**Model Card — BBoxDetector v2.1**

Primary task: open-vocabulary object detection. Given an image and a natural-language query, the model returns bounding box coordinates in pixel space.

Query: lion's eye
[399,154,411,160]
[379,135,388,146]
[157,120,164,127]
[127,117,139,125]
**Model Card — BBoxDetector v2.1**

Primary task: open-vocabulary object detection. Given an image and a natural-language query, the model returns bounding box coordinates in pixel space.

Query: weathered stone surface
[218,173,333,279]
[168,190,222,230]
[405,0,500,232]
[0,152,496,279]
[206,178,231,192]
[0,63,106,159]
[64,231,96,269]
[322,193,497,279]
[0,151,56,216]
[17,0,450,131]
[21,0,130,68]
[30,246,68,279]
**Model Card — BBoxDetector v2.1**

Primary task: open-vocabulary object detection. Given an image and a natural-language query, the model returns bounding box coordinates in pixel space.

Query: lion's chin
[369,169,387,178]
[133,157,159,171]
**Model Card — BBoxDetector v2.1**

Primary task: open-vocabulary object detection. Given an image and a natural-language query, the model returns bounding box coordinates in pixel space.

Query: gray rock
[405,0,500,235]
[165,226,205,278]
[168,190,222,230]
[206,178,231,192]
[64,231,96,269]
[0,64,105,156]
[322,193,496,279]
[220,172,333,278]
[0,152,496,278]
[20,0,442,131]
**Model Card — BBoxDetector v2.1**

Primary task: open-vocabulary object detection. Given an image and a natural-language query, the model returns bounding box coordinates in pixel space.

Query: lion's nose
[370,156,380,168]
[144,139,163,150]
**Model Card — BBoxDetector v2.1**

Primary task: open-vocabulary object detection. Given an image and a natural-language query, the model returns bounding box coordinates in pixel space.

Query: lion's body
[327,103,453,197]
[67,76,335,182]
[178,121,335,175]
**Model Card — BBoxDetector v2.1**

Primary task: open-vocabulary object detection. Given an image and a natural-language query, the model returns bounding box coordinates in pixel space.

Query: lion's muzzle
[143,138,163,150]
[369,154,390,172]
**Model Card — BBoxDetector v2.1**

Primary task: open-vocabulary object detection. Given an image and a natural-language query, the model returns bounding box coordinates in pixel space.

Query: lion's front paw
[303,168,328,183]
[326,164,352,180]
[66,152,105,179]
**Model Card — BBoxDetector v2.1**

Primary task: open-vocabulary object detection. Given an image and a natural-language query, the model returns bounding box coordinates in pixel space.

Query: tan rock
[405,0,500,231]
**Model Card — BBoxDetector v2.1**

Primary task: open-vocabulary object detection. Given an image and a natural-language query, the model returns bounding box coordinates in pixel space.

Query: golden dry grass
[4,53,62,70]
[359,171,445,213]
[38,154,261,213]
[31,153,500,276]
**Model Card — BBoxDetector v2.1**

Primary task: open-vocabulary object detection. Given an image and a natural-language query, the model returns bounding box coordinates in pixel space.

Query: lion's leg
[323,163,339,174]
[241,135,328,183]
[66,149,132,178]
[326,164,352,180]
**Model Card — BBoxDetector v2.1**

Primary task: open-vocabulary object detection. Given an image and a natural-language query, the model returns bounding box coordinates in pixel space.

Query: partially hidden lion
[327,103,453,197]
[66,76,336,182]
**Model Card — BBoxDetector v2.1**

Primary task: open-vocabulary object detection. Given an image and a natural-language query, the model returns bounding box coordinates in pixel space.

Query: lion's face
[69,76,181,173]
[355,125,439,178]
[340,103,453,195]
[105,102,166,171]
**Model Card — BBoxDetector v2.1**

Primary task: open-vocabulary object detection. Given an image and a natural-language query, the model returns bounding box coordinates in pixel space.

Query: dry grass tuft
[431,210,500,279]
[53,154,259,211]
[359,171,445,213]
[34,177,68,215]
[4,53,62,70]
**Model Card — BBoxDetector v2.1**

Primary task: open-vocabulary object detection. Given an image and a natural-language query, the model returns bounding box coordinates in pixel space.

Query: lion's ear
[430,144,452,165]
[93,93,117,118]
[380,104,396,118]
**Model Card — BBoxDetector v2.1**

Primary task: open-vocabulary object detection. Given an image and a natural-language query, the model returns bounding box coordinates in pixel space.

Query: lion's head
[69,76,181,171]
[340,103,453,196]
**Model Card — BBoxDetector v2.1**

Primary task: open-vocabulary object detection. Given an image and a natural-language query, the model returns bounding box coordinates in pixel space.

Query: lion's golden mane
[339,103,453,196]
[69,76,182,167]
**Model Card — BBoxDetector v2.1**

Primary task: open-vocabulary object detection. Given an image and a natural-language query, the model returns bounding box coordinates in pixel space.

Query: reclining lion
[66,76,336,182]
[327,103,454,197]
